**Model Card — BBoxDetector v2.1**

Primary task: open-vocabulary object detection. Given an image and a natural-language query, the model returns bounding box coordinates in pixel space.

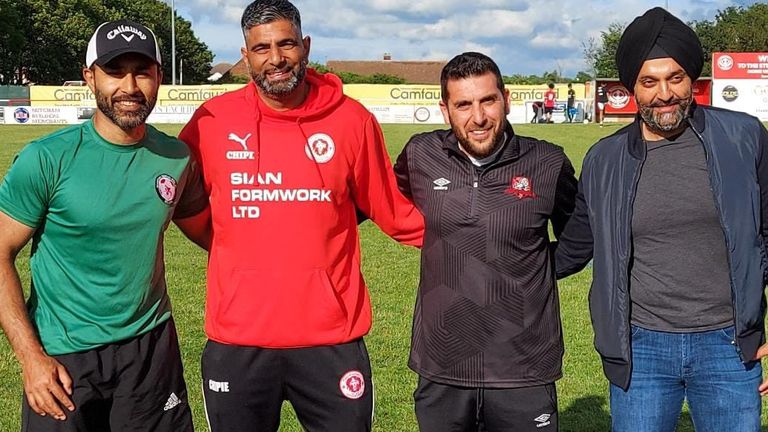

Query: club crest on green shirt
[155,174,178,205]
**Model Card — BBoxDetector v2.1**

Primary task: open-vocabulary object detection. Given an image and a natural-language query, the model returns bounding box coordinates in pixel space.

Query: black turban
[616,7,704,90]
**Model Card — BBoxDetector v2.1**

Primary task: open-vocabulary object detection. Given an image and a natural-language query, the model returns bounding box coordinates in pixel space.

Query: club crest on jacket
[506,176,536,199]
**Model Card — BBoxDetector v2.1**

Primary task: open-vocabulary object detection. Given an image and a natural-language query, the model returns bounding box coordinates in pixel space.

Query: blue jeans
[610,325,762,432]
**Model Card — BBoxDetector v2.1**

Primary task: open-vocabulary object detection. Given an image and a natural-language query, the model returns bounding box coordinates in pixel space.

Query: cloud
[167,0,763,77]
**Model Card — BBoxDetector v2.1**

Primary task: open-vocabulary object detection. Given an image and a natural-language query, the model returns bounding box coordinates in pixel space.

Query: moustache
[111,96,147,104]
[647,98,686,108]
[264,67,294,75]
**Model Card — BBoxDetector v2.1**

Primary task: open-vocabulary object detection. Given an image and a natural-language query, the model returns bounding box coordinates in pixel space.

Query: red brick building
[210,55,447,85]
[327,57,446,84]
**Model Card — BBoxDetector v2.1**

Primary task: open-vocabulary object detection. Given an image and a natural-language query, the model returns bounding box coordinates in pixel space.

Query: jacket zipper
[469,169,479,218]
[461,140,515,219]
[689,121,741,357]
[624,146,645,390]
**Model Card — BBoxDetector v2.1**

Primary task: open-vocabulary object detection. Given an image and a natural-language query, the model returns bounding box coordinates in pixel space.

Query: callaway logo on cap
[85,19,162,68]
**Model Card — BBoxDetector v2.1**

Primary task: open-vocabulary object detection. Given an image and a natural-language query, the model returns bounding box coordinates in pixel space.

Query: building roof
[210,62,234,75]
[229,58,249,78]
[326,59,446,84]
[207,62,239,82]
[212,57,448,85]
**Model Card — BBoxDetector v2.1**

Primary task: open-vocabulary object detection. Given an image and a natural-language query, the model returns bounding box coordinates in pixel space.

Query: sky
[167,0,759,78]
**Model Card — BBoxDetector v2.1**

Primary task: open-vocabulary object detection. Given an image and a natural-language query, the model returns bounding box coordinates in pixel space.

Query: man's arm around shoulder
[174,207,211,251]
[553,157,595,279]
[551,153,578,238]
[352,116,424,247]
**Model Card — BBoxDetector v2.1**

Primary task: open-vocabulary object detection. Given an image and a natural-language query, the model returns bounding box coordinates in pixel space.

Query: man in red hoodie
[178,1,424,430]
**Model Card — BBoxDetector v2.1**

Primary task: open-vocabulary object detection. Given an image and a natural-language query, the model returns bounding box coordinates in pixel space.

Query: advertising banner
[713,52,768,79]
[598,80,712,115]
[155,85,243,106]
[364,104,445,124]
[344,84,585,106]
[345,83,586,124]
[712,80,768,121]
[30,86,96,107]
[3,106,79,124]
[712,52,768,121]
[24,83,589,124]
[147,105,199,124]
[30,85,245,107]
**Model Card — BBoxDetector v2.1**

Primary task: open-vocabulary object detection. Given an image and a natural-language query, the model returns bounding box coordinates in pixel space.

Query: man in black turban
[616,7,704,91]
[555,7,768,432]
[617,6,705,140]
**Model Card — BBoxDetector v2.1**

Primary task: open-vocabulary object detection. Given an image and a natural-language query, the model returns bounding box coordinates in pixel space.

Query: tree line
[0,0,213,85]
[0,2,764,86]
[584,3,768,79]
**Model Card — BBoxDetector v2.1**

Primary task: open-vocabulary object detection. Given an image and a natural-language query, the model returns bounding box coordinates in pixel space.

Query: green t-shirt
[0,120,207,355]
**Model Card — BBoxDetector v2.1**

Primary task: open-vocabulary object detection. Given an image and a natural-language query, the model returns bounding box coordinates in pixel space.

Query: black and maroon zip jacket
[395,123,577,387]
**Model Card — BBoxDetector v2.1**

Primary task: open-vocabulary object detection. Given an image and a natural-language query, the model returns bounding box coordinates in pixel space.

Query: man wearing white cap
[0,19,209,432]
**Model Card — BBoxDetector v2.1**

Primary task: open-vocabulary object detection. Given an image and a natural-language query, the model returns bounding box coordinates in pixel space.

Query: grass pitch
[0,122,766,431]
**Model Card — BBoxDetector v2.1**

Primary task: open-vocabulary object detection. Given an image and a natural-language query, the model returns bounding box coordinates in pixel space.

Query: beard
[252,60,307,98]
[638,94,692,134]
[453,124,505,160]
[95,89,156,131]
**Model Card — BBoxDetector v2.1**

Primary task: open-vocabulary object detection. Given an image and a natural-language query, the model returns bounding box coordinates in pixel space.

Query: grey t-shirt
[630,127,733,332]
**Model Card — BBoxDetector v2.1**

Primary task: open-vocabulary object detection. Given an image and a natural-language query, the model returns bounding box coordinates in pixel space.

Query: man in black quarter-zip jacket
[555,7,768,432]
[394,52,577,432]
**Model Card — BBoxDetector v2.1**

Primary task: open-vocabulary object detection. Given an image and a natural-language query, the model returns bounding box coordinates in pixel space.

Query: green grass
[0,122,766,432]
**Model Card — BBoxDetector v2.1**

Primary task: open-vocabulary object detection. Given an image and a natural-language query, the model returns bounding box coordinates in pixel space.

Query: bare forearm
[0,214,74,418]
[0,259,46,365]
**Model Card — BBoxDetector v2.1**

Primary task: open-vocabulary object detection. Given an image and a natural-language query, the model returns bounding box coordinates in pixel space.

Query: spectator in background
[531,100,544,123]
[543,82,556,123]
[566,83,576,123]
[596,82,609,126]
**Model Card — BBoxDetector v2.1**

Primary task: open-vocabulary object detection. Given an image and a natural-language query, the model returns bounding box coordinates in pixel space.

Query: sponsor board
[147,105,198,123]
[344,84,586,107]
[712,52,768,121]
[3,106,78,124]
[23,83,588,124]
[30,86,96,107]
[156,85,244,106]
[6,104,199,124]
[597,79,712,115]
[712,80,768,121]
[347,83,584,124]
[713,52,768,79]
[30,85,245,107]
[365,105,445,124]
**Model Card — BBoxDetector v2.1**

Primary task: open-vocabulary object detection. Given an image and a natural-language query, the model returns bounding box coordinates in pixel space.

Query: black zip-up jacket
[395,124,577,387]
[556,103,768,390]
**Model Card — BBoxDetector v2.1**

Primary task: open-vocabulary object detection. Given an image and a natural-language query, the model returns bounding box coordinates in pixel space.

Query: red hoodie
[179,70,424,348]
